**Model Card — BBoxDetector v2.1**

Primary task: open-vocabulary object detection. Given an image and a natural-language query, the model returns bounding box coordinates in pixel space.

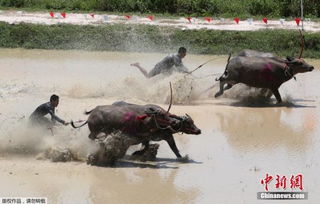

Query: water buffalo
[71,101,201,159]
[215,32,314,103]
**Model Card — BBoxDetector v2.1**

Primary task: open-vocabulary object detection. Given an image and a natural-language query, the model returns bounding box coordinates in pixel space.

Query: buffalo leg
[271,89,282,103]
[166,135,182,158]
[224,84,233,91]
[132,141,149,156]
[260,88,273,98]
[214,81,227,98]
[88,132,98,140]
[266,90,273,98]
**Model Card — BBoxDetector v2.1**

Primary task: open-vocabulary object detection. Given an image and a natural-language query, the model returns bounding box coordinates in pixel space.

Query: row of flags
[48,12,306,26]
[49,12,154,21]
[234,17,302,26]
[188,16,304,26]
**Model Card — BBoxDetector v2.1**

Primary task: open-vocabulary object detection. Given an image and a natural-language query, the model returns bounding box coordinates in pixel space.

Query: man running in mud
[131,47,189,78]
[29,94,69,127]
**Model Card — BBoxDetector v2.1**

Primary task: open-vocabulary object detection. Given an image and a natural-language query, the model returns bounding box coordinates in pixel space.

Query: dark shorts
[148,66,172,78]
[148,66,161,78]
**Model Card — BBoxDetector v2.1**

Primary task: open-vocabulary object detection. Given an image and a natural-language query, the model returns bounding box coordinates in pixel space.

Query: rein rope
[283,63,296,81]
[152,114,183,133]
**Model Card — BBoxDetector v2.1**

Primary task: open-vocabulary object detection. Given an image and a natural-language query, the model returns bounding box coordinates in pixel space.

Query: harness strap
[152,115,183,133]
[283,63,296,81]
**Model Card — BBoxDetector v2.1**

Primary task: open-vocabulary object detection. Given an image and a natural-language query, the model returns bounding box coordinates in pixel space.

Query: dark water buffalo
[215,55,314,103]
[71,101,201,158]
[215,33,314,103]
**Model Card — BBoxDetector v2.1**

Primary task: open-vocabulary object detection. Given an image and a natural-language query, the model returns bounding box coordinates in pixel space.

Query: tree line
[0,0,319,18]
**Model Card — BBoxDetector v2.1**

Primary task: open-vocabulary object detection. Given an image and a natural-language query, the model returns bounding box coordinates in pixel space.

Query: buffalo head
[169,114,201,135]
[282,30,314,76]
[285,57,314,74]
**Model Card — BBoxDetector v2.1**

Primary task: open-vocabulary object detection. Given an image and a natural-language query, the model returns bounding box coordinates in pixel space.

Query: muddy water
[0,48,319,203]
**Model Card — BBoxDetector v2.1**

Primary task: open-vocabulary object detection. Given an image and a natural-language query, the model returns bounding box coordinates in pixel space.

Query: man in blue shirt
[29,94,69,127]
[131,47,189,78]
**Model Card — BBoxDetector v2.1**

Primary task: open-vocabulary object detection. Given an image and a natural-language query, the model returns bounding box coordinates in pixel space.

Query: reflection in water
[216,107,314,151]
[0,159,198,204]
[88,167,198,204]
[0,160,89,204]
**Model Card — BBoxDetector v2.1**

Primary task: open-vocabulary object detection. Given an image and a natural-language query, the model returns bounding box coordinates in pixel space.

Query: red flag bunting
[295,18,301,26]
[147,15,154,21]
[204,17,213,22]
[61,12,66,18]
[49,12,54,18]
[263,17,268,24]
[234,17,240,24]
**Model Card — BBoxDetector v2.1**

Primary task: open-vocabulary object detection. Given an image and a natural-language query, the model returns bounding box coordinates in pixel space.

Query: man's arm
[173,55,190,73]
[48,110,68,125]
[176,64,189,73]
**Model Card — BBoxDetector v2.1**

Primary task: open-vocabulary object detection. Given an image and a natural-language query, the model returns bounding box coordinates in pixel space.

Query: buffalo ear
[145,107,157,115]
[169,114,182,120]
[185,113,194,122]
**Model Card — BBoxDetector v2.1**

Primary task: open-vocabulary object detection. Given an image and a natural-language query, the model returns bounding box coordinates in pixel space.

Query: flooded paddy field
[0,49,319,203]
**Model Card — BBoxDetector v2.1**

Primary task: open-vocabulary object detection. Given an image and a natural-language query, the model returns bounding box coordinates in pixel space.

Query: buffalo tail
[216,53,232,81]
[84,109,93,115]
[71,120,88,129]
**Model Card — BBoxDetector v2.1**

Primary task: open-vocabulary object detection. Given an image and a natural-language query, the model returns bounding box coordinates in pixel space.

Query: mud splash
[66,73,201,104]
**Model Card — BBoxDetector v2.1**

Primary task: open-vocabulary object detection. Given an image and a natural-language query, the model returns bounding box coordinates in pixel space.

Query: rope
[283,64,296,81]
[192,73,223,79]
[152,114,183,133]
[185,56,225,76]
[166,82,173,113]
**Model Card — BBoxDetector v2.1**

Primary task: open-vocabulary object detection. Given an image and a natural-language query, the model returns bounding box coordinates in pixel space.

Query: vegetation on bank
[0,0,320,18]
[0,22,319,58]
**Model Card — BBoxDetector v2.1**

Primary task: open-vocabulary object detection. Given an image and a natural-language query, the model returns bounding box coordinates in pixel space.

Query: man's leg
[130,63,150,78]
[30,117,55,135]
[32,117,53,129]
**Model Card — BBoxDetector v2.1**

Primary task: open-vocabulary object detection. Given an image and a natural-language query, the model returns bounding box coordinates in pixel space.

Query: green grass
[0,0,319,18]
[0,22,319,58]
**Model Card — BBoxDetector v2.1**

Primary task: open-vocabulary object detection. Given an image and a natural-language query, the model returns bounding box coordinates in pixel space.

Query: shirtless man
[131,47,189,78]
[29,94,69,127]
